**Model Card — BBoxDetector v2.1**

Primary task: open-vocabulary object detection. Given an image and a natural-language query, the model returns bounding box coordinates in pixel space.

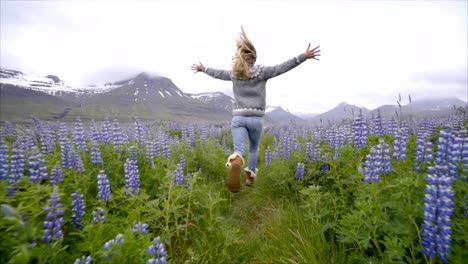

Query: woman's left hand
[304,43,321,61]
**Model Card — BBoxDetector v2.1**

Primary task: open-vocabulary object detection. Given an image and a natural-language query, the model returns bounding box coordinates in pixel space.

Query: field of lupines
[0,112,467,264]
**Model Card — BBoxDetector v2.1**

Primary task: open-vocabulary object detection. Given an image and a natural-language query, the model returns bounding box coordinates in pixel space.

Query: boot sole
[228,163,242,193]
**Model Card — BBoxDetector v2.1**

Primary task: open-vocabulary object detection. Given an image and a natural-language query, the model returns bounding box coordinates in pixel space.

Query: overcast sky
[1,0,467,113]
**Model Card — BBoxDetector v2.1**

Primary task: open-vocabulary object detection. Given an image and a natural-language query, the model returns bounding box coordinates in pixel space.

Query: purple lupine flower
[134,117,145,144]
[421,172,438,258]
[0,140,9,180]
[420,129,456,262]
[69,148,85,173]
[189,126,196,147]
[381,140,392,173]
[147,236,168,264]
[50,163,63,185]
[92,206,106,224]
[184,173,192,189]
[40,130,55,154]
[28,147,47,182]
[4,121,16,137]
[91,142,103,165]
[133,222,149,234]
[306,142,313,160]
[71,190,86,229]
[90,119,101,145]
[124,150,140,195]
[424,139,434,163]
[154,135,161,158]
[321,162,330,176]
[101,117,113,144]
[103,233,125,259]
[265,146,271,166]
[353,111,368,148]
[146,139,155,165]
[7,145,25,195]
[161,133,170,159]
[42,186,65,243]
[295,163,305,180]
[370,110,384,136]
[200,125,208,143]
[179,155,186,172]
[59,124,72,169]
[363,144,382,182]
[181,126,189,144]
[392,125,409,161]
[74,256,93,264]
[112,119,124,149]
[415,131,427,164]
[97,171,112,202]
[282,134,291,160]
[74,116,88,153]
[173,165,184,185]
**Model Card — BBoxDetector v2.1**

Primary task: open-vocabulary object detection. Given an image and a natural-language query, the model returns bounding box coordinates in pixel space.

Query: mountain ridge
[1,67,466,123]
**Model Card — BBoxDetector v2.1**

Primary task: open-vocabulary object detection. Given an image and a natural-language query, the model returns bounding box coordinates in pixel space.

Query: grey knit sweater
[203,53,307,116]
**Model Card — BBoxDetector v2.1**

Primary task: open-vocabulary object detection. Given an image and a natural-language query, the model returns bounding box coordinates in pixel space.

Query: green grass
[0,122,467,264]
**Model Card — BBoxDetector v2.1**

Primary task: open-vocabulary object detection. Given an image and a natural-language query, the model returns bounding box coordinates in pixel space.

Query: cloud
[0,0,466,113]
[409,67,468,86]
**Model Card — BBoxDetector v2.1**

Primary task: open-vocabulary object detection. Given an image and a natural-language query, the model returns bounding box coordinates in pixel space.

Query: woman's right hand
[191,62,205,73]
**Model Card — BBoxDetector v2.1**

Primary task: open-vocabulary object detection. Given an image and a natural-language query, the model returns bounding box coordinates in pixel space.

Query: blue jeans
[231,115,264,171]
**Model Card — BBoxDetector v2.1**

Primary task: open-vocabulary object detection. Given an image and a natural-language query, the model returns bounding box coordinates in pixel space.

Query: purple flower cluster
[74,256,93,264]
[420,129,455,262]
[97,171,112,202]
[28,147,48,182]
[0,140,9,180]
[90,119,101,145]
[173,165,184,185]
[381,140,392,173]
[392,126,409,161]
[112,119,125,148]
[369,111,384,136]
[295,163,305,180]
[134,118,145,144]
[71,189,86,229]
[74,116,88,153]
[92,207,106,224]
[133,222,149,234]
[91,142,103,165]
[146,140,155,164]
[353,112,368,148]
[101,117,113,144]
[7,145,25,195]
[265,146,271,166]
[147,236,168,264]
[364,143,383,182]
[282,134,291,160]
[50,163,64,185]
[42,186,65,243]
[103,233,125,259]
[124,150,140,195]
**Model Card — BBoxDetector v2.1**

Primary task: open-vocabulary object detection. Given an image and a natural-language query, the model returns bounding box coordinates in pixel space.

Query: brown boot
[244,168,258,186]
[225,153,245,193]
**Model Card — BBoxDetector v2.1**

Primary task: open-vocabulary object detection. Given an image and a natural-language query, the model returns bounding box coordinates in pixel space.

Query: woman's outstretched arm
[191,62,232,81]
[262,43,320,80]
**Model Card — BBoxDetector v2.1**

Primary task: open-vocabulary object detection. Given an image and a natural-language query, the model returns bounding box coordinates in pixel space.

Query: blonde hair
[232,27,257,80]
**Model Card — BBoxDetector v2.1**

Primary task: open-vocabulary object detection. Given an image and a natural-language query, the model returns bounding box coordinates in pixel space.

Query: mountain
[0,68,233,122]
[265,106,304,124]
[1,67,465,123]
[313,102,370,121]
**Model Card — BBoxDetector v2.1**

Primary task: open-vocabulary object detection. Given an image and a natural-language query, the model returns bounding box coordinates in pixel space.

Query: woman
[191,27,320,193]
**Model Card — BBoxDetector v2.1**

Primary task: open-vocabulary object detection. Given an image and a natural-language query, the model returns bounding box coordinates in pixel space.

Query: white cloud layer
[1,0,467,113]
